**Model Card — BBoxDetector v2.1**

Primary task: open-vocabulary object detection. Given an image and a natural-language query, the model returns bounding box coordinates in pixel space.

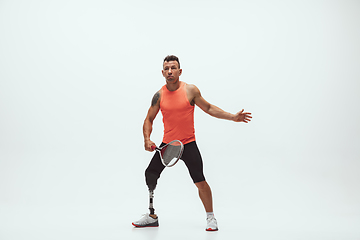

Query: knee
[145,169,159,191]
[195,181,210,191]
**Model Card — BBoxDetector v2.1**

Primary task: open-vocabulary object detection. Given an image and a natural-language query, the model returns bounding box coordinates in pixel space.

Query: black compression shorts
[145,141,205,189]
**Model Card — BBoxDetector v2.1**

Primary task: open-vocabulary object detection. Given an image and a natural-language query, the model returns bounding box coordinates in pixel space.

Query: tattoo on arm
[151,91,160,106]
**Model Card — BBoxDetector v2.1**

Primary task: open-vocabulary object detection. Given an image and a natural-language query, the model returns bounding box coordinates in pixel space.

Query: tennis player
[132,55,252,231]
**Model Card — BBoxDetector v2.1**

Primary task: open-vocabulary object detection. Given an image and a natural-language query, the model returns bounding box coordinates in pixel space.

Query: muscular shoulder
[186,84,201,96]
[185,84,201,105]
[151,89,162,107]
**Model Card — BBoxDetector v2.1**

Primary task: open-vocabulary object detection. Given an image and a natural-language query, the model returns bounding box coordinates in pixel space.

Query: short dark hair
[163,55,180,68]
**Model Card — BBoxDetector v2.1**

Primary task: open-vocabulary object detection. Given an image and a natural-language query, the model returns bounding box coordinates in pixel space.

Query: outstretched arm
[190,85,252,123]
[143,91,161,151]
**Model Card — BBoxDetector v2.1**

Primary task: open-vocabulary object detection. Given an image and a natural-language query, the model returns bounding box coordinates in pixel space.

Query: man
[132,55,252,231]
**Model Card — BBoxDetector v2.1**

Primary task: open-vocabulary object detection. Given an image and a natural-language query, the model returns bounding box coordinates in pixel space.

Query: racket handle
[151,145,156,151]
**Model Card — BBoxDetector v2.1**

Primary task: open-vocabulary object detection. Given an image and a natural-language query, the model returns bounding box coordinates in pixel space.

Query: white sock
[206,212,214,218]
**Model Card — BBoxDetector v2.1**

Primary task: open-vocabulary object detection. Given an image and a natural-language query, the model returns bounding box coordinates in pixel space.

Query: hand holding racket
[151,140,184,167]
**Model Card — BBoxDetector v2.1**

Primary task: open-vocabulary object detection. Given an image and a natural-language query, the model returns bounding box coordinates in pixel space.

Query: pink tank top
[160,81,195,144]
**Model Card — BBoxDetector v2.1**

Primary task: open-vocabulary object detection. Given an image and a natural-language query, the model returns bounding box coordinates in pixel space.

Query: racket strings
[161,143,182,166]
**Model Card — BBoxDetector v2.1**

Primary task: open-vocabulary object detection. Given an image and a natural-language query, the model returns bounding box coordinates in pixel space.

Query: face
[162,61,182,82]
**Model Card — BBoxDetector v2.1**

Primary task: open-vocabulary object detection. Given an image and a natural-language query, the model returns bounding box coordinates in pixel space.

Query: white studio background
[0,0,359,240]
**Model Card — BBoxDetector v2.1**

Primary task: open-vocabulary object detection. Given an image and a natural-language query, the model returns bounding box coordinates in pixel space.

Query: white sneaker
[206,215,218,231]
[132,213,159,227]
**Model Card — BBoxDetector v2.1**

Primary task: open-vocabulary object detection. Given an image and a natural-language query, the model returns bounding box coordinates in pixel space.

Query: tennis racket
[151,140,184,167]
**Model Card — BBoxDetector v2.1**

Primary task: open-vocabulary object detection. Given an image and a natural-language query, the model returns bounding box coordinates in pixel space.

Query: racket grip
[151,145,156,151]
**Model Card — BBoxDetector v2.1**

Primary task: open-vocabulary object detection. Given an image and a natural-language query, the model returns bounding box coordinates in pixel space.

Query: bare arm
[143,91,161,151]
[189,85,252,123]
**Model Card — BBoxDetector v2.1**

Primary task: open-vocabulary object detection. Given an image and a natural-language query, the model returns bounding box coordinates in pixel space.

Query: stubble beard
[166,77,178,84]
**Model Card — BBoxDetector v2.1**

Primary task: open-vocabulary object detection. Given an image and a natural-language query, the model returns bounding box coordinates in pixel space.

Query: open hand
[233,109,252,123]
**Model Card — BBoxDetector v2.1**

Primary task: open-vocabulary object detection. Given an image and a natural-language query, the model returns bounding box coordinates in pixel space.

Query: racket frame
[152,140,184,167]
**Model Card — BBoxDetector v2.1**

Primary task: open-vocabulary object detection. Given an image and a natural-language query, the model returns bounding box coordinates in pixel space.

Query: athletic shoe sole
[132,222,159,228]
[206,228,218,231]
